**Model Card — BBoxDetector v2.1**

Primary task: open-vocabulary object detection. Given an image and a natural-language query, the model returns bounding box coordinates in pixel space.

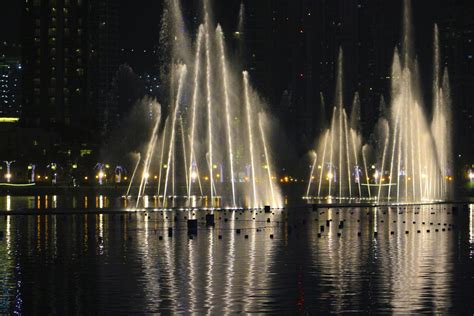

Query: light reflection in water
[188,221,197,312]
[223,210,236,311]
[0,203,471,314]
[205,220,214,313]
[470,205,473,259]
[52,195,57,209]
[6,195,11,211]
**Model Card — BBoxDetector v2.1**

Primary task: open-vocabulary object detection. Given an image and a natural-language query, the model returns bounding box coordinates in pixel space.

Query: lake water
[0,196,473,314]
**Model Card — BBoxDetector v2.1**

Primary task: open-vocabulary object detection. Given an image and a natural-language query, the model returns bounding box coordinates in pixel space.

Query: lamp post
[94,163,106,185]
[115,166,125,183]
[47,163,59,184]
[3,160,15,183]
[28,164,36,183]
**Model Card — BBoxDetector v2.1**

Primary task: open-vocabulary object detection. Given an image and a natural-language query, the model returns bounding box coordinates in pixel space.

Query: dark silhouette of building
[21,0,119,141]
[0,42,22,117]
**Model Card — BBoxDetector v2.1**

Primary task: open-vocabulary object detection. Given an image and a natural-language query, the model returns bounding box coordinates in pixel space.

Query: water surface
[0,196,472,314]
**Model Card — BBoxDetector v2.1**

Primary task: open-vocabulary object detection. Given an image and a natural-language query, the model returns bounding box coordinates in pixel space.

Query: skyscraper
[21,0,119,141]
[0,42,22,118]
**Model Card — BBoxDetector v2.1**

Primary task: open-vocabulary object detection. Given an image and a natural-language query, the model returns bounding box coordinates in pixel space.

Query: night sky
[0,1,469,68]
[0,1,21,43]
[120,1,163,50]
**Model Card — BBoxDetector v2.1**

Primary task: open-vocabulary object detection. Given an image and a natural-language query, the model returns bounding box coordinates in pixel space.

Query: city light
[374,170,379,179]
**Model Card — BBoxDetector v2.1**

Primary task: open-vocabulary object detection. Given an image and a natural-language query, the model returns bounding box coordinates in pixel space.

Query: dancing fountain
[306,0,452,204]
[126,0,283,209]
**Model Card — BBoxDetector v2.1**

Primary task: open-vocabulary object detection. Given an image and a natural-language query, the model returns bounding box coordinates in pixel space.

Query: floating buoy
[188,219,198,235]
[206,214,215,226]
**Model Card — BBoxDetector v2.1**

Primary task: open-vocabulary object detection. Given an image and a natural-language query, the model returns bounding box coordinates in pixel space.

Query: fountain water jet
[124,0,282,210]
[305,0,452,204]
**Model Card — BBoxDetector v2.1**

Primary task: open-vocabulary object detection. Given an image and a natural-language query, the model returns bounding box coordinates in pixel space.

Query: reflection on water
[0,195,118,211]
[0,200,472,313]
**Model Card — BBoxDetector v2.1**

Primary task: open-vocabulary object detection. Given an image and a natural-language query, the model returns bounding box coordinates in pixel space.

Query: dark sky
[0,1,21,43]
[120,1,163,50]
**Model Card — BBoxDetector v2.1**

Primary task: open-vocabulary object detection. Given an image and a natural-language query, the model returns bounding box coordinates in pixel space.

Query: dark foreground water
[0,197,473,314]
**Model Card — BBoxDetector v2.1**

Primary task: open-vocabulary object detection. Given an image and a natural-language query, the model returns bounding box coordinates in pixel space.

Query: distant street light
[3,161,15,183]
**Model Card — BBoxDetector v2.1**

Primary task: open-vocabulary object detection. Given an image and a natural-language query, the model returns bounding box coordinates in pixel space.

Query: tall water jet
[362,144,372,199]
[317,130,329,198]
[126,153,141,197]
[163,65,187,206]
[205,18,216,206]
[258,113,277,207]
[157,118,169,199]
[217,25,237,208]
[377,119,390,202]
[187,26,204,201]
[136,102,161,208]
[243,71,258,207]
[431,24,453,200]
[306,151,318,198]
